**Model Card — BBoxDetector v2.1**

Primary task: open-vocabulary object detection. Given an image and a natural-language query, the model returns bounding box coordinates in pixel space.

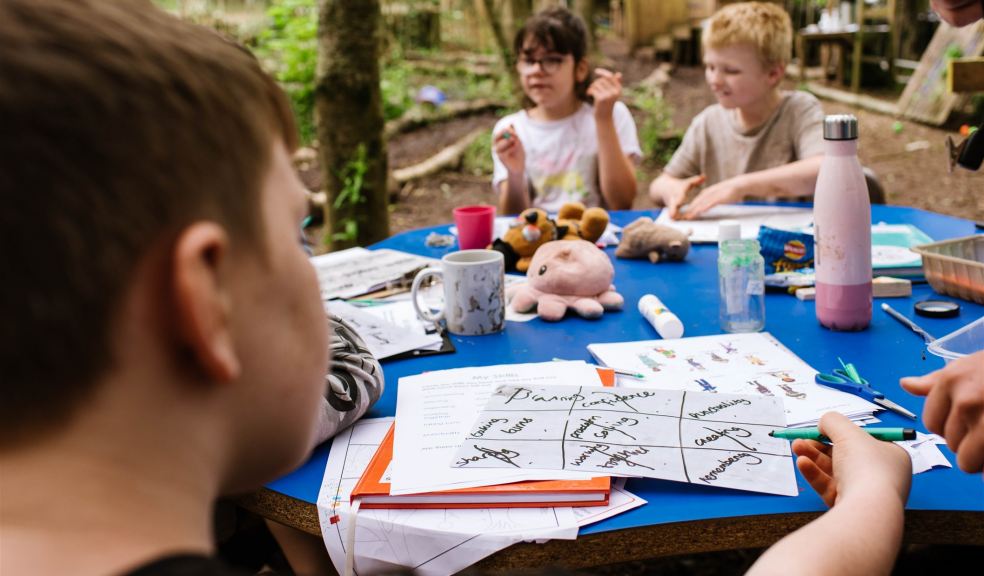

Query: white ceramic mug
[411,250,505,336]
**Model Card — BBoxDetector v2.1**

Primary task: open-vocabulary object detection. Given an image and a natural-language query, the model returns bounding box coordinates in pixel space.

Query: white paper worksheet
[588,333,880,428]
[318,418,581,576]
[654,204,814,243]
[390,361,603,495]
[311,247,437,300]
[453,386,799,496]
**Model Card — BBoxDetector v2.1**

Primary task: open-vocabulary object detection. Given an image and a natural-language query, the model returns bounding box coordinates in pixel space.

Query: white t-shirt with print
[491,101,641,213]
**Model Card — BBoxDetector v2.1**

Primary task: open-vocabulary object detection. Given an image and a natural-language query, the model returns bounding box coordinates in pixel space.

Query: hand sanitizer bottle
[718,220,765,333]
[814,114,872,331]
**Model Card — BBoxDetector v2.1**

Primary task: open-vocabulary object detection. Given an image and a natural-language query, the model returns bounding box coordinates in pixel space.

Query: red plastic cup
[453,205,496,250]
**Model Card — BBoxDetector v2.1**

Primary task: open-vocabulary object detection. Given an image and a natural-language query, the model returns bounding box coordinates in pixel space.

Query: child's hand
[493,124,525,175]
[901,350,984,475]
[679,177,745,220]
[792,412,911,508]
[587,68,623,121]
[651,174,705,219]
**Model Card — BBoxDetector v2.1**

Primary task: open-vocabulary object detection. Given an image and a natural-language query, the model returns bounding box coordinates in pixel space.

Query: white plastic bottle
[638,294,684,339]
[813,114,872,331]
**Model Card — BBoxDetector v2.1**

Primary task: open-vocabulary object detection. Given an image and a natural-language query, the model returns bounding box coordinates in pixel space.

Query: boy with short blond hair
[649,1,825,220]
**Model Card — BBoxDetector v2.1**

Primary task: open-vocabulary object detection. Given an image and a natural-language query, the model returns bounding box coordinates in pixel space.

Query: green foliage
[381,57,416,121]
[254,0,318,143]
[331,144,369,243]
[628,88,679,165]
[462,128,494,176]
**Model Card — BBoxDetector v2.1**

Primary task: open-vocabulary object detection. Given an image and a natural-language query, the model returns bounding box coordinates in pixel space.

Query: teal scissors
[814,359,917,420]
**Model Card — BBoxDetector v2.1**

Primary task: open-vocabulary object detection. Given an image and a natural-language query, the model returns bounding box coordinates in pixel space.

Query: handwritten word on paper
[452,385,797,496]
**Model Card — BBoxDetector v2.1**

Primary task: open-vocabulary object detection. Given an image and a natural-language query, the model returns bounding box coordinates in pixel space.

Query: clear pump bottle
[718,220,765,333]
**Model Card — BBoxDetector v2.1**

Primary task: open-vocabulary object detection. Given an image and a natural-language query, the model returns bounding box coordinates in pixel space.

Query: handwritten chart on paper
[452,385,797,496]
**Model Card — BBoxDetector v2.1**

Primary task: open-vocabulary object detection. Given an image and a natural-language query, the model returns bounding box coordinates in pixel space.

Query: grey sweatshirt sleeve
[314,313,385,444]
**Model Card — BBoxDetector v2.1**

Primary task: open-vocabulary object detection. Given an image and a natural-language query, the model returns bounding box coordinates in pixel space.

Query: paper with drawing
[453,386,798,496]
[390,361,601,495]
[588,333,879,427]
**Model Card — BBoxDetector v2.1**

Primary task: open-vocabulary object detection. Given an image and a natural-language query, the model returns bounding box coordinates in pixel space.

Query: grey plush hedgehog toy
[615,217,691,263]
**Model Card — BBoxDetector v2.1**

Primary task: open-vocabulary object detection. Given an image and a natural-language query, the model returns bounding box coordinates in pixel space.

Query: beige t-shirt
[663,91,825,186]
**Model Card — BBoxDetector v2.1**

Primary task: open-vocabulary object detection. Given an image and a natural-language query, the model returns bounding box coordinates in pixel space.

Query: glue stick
[638,294,684,339]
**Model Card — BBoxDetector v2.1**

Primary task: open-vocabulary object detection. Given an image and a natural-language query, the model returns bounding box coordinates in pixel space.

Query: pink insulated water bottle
[814,114,872,331]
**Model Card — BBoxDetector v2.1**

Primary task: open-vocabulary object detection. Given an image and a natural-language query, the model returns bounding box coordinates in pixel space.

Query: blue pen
[815,364,916,419]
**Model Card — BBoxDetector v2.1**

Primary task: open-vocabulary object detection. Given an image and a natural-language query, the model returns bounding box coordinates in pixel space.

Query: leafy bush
[253,0,318,143]
[461,128,494,176]
[628,87,679,165]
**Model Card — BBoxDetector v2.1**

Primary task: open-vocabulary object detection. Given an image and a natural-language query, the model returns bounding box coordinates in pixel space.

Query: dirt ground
[383,39,982,236]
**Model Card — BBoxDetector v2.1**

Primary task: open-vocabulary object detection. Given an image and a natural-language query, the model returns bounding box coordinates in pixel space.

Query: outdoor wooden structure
[897,20,984,125]
[948,57,984,93]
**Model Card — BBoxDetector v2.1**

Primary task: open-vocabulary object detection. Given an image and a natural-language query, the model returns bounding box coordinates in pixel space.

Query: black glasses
[516,54,566,75]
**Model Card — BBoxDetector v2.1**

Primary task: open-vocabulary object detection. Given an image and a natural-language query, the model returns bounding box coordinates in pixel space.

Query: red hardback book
[350,368,614,509]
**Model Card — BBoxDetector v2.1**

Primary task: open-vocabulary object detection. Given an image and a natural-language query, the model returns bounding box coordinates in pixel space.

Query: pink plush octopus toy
[508,240,623,321]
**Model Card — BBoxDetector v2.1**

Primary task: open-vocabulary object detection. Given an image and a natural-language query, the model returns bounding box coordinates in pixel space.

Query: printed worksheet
[453,386,798,497]
[318,418,642,576]
[390,362,602,495]
[327,300,443,360]
[588,333,879,427]
[311,247,436,300]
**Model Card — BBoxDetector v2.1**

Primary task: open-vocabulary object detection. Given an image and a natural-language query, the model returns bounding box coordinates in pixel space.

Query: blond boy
[649,2,825,220]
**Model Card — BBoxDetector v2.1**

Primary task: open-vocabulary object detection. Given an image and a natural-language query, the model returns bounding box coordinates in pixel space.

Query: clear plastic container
[927,315,984,363]
[911,235,984,304]
[719,238,766,333]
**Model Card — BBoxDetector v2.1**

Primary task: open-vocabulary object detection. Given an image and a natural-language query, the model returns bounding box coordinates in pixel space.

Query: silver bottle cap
[823,114,858,140]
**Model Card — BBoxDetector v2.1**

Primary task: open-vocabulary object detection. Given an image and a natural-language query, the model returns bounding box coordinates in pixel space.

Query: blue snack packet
[757,225,814,275]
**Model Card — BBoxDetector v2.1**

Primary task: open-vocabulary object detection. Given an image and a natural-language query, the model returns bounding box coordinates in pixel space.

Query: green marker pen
[769,427,916,442]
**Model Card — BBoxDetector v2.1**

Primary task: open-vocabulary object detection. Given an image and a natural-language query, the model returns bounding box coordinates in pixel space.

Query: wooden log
[796,276,912,301]
[392,127,487,184]
[384,98,506,138]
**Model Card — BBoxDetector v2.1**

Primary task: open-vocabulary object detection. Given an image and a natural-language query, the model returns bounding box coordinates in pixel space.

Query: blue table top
[271,205,984,536]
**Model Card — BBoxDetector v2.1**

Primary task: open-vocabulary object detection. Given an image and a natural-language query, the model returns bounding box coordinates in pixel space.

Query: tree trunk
[573,0,595,55]
[316,0,389,250]
[480,0,522,103]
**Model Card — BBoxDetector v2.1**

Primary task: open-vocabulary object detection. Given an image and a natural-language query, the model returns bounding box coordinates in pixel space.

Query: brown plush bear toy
[615,216,691,263]
[490,208,558,273]
[491,203,610,273]
[555,202,609,243]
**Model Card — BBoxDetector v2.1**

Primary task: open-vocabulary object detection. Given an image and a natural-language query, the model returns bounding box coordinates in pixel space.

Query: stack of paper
[587,333,881,428]
[311,247,436,300]
[318,415,647,576]
[327,300,444,361]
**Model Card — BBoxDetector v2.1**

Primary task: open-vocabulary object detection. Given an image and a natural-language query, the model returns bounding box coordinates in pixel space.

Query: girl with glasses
[492,7,641,215]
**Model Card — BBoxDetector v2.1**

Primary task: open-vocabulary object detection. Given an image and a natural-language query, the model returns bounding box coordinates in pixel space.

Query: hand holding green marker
[770,427,916,442]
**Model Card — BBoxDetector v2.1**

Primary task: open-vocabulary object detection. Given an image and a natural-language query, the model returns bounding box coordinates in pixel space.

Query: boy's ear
[767,62,786,86]
[171,222,241,383]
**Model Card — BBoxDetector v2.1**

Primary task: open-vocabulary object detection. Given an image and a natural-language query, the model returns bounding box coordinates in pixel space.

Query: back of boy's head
[0,0,298,448]
[703,1,793,67]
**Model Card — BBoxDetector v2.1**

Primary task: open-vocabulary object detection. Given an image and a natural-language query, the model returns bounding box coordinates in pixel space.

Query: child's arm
[590,69,637,210]
[902,350,984,474]
[680,155,823,220]
[648,173,707,219]
[493,125,531,214]
[747,412,911,576]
